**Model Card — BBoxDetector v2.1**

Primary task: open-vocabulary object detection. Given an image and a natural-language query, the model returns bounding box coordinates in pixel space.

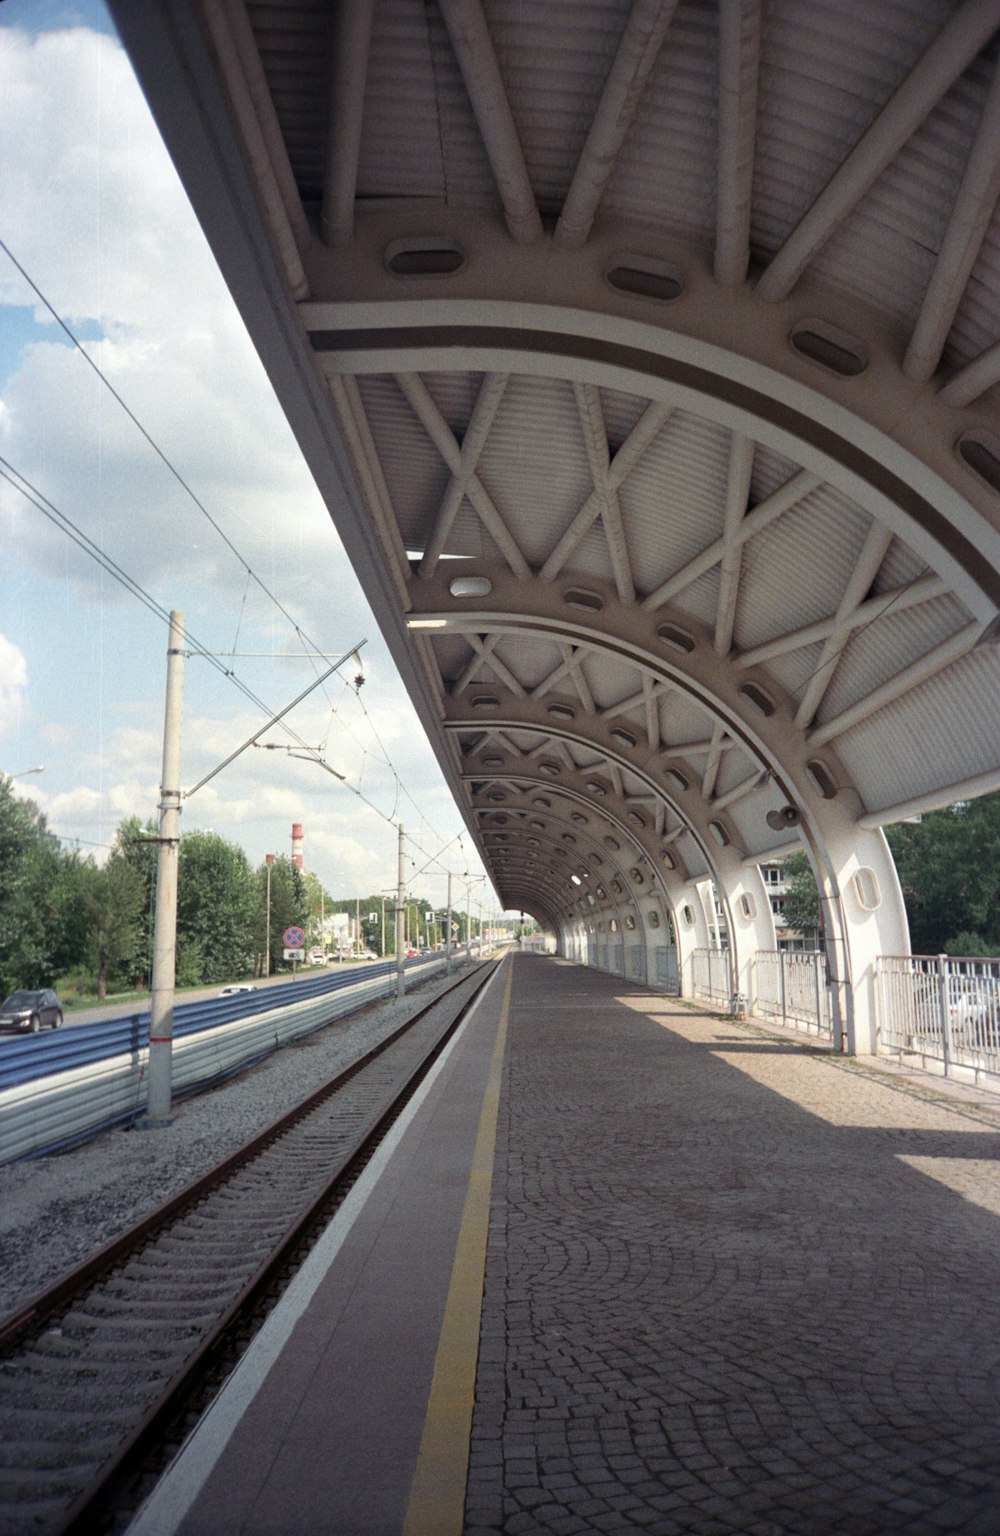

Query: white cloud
[0,633,29,739]
[0,18,495,911]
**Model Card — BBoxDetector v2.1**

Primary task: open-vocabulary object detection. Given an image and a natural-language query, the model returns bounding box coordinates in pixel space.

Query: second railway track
[0,959,500,1536]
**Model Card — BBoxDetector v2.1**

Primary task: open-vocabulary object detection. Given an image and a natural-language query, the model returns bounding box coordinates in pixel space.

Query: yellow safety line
[402,962,513,1536]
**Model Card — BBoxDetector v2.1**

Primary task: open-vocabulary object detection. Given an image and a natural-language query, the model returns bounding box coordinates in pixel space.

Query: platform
[127,954,1000,1536]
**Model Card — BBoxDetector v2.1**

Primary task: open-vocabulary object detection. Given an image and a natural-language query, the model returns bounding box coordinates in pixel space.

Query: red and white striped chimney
[291,822,303,870]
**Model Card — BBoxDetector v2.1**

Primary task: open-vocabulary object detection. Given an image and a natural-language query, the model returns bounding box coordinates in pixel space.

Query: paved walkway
[466,956,1000,1535]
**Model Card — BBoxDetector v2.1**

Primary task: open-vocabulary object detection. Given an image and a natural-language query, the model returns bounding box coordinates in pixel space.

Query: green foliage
[778,852,821,937]
[258,856,309,974]
[886,795,1000,955]
[177,831,259,984]
[0,777,66,994]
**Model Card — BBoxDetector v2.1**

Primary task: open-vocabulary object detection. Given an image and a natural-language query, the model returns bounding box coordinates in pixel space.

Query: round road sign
[283,926,305,949]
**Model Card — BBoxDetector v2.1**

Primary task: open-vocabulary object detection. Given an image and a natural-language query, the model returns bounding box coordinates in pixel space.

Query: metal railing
[754,950,830,1038]
[877,954,1000,1079]
[0,954,448,1166]
[692,948,731,1007]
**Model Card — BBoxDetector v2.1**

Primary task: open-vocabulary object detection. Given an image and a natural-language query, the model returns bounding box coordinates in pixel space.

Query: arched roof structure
[111,0,1000,1052]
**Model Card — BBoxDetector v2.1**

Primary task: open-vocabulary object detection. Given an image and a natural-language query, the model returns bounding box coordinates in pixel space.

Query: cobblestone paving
[465,957,1000,1535]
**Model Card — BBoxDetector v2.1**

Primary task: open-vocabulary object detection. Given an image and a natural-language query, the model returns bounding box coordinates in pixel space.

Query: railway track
[0,959,499,1536]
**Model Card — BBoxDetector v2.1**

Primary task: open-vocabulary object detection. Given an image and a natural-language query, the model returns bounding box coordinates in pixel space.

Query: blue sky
[0,2,495,913]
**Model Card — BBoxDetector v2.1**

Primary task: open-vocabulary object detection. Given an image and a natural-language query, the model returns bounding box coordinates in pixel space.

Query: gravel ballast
[0,969,468,1323]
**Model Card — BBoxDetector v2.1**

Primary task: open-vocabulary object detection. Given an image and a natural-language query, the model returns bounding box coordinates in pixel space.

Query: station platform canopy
[110,0,1000,1051]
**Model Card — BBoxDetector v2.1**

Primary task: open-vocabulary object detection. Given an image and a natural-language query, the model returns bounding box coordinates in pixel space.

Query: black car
[0,989,63,1033]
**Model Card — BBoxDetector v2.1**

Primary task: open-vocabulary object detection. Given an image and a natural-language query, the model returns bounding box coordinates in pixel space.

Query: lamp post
[264,854,274,977]
[7,766,44,781]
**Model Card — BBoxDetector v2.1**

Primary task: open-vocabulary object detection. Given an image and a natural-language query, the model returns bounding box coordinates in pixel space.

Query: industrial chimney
[291,822,304,869]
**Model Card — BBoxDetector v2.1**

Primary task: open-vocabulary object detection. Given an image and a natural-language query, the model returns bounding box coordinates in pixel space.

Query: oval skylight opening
[657,623,695,654]
[790,318,868,377]
[385,236,465,276]
[606,256,683,303]
[448,574,493,598]
[958,431,1000,494]
[563,587,604,613]
[739,681,776,717]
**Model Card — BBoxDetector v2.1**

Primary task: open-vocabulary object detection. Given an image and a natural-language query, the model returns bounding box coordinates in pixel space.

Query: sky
[0,1,497,918]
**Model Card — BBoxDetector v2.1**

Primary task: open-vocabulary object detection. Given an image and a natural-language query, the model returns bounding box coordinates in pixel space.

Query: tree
[177,831,258,984]
[779,852,821,938]
[0,777,67,994]
[115,815,159,987]
[259,856,308,974]
[78,853,146,1000]
[886,795,1000,955]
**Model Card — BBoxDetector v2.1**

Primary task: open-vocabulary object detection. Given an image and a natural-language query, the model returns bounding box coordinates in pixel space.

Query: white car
[220,984,256,996]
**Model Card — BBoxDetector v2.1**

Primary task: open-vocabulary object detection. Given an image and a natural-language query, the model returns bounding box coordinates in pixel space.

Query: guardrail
[0,954,448,1166]
[753,950,830,1037]
[877,954,1000,1080]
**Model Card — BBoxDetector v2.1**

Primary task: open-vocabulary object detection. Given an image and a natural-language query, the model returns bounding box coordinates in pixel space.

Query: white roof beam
[756,0,1000,303]
[319,0,376,247]
[540,398,670,583]
[794,524,893,729]
[701,722,727,800]
[904,52,1000,382]
[202,1,309,297]
[554,0,679,249]
[643,673,661,750]
[560,643,597,714]
[452,633,500,695]
[714,432,755,656]
[328,376,412,610]
[574,384,635,604]
[858,768,1000,828]
[437,0,544,244]
[396,373,530,579]
[418,373,508,577]
[714,0,761,287]
[736,573,949,669]
[643,469,818,611]
[808,619,986,745]
[938,337,1000,406]
[711,769,767,814]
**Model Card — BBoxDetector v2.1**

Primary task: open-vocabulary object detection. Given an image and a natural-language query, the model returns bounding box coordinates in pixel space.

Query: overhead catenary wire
[1,240,459,851]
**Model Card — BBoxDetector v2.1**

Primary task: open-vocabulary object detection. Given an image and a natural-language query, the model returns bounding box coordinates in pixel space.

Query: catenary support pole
[146,610,185,1124]
[396,823,406,998]
[446,871,453,976]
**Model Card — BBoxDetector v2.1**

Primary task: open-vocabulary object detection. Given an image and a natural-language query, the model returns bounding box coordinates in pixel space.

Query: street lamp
[7,766,44,780]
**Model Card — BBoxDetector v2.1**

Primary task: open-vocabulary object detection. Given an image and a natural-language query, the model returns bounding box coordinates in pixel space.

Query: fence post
[813,953,823,1036]
[937,953,952,1077]
[779,950,787,1026]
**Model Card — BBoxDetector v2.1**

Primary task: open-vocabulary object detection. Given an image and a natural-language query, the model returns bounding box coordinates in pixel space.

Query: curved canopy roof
[112,0,1000,942]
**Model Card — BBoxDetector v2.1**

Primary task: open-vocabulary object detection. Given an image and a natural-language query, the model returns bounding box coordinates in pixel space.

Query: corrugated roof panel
[658,691,717,750]
[670,566,720,628]
[603,0,717,237]
[476,376,594,567]
[599,387,657,455]
[764,640,826,703]
[489,0,630,213]
[733,487,872,651]
[355,2,448,200]
[949,195,1000,379]
[489,632,566,691]
[834,645,1000,811]
[577,650,637,711]
[751,0,946,260]
[814,593,972,722]
[810,57,991,321]
[623,411,730,597]
[355,375,450,546]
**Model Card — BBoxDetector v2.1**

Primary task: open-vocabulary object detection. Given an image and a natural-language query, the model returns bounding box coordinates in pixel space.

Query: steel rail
[0,960,500,1536]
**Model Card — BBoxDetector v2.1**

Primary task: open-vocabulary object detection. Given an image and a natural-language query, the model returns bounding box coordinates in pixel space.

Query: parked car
[405,948,420,958]
[0,989,63,1032]
[220,984,256,996]
[913,975,998,1043]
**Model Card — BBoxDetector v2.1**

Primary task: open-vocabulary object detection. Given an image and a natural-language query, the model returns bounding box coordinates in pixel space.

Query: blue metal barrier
[0,956,434,1093]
